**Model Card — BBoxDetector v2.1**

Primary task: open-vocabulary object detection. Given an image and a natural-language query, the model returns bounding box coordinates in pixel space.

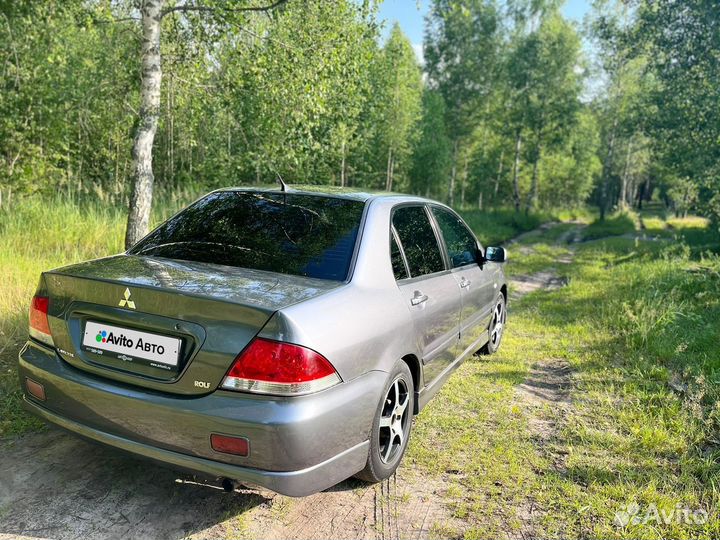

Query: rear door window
[392,206,445,277]
[129,191,365,281]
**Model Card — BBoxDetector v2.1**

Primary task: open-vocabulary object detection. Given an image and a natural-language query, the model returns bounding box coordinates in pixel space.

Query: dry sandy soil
[0,225,581,540]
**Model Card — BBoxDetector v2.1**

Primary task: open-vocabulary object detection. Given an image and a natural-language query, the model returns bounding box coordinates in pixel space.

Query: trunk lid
[44,254,342,395]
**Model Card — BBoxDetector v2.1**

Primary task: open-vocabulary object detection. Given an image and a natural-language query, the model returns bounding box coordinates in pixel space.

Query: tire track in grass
[505,224,584,537]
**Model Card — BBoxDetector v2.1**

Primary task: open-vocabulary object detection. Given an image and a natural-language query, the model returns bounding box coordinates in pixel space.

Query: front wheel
[480,292,506,355]
[354,360,414,483]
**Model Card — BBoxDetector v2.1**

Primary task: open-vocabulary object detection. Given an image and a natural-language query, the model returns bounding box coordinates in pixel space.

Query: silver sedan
[19,188,507,496]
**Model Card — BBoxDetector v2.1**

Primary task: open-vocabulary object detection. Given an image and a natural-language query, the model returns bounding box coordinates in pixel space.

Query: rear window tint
[129,191,365,281]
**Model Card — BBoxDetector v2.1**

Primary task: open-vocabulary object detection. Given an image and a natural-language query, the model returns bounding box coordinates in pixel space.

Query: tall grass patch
[460,208,555,246]
[582,211,638,241]
[0,195,197,436]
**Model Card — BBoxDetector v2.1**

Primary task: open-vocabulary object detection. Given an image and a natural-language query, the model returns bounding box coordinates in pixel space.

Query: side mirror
[484,246,507,263]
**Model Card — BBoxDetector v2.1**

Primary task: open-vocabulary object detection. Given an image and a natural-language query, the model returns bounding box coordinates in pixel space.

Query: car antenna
[276,172,289,193]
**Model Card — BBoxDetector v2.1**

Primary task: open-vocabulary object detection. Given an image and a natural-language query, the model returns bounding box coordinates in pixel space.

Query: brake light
[29,295,54,346]
[221,338,341,395]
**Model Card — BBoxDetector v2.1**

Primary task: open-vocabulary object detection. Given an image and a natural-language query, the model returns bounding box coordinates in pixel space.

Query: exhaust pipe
[221,478,236,493]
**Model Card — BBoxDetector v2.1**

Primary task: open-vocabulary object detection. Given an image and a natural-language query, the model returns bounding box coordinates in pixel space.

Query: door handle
[410,290,429,306]
[459,277,471,289]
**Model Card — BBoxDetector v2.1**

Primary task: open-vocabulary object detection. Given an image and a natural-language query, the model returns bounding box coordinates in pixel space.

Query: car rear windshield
[129,191,366,281]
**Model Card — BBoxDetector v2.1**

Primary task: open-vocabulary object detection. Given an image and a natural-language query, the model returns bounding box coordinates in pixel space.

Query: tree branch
[160,0,290,18]
[88,16,141,24]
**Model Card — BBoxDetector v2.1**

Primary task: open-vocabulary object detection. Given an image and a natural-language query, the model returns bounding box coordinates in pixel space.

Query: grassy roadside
[407,211,720,538]
[0,196,192,436]
[460,207,594,247]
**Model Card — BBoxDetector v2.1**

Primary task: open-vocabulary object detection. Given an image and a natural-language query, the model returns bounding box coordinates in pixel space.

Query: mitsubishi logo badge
[118,287,136,309]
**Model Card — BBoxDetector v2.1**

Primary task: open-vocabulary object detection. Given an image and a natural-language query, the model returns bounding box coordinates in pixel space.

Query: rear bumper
[19,340,384,496]
[22,396,369,496]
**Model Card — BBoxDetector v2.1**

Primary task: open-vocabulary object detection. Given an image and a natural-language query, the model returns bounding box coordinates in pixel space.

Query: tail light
[221,338,341,396]
[29,295,54,347]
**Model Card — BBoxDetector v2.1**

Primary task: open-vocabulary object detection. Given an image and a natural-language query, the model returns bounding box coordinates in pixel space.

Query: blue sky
[377,0,592,64]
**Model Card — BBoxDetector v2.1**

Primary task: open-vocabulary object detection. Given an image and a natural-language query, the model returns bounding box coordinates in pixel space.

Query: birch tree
[124,0,289,249]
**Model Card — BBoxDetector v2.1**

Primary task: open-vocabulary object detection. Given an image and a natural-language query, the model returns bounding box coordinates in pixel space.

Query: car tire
[479,291,506,355]
[354,360,414,483]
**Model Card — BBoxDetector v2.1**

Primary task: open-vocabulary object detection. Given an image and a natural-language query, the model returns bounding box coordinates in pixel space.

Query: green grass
[668,216,711,230]
[555,206,598,223]
[582,211,639,241]
[407,211,720,538]
[641,216,667,232]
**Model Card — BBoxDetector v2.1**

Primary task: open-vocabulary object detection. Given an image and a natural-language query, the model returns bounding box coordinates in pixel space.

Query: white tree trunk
[493,149,504,199]
[460,154,468,207]
[125,0,163,249]
[340,139,346,187]
[512,130,522,212]
[526,142,542,213]
[385,147,393,191]
[448,139,458,206]
[620,139,632,209]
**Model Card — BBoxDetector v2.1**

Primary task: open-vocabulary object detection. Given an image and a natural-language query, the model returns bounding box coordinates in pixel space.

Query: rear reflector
[25,377,46,401]
[211,433,249,457]
[29,295,54,346]
[221,338,341,396]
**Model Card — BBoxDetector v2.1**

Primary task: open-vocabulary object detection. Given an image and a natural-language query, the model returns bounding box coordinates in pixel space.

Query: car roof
[212,185,438,205]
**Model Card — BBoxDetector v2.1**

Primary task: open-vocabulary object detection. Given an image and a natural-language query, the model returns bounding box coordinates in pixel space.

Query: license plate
[82,321,181,368]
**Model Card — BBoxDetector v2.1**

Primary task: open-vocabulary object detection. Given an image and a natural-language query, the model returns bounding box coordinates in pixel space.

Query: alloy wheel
[490,298,506,347]
[378,378,410,464]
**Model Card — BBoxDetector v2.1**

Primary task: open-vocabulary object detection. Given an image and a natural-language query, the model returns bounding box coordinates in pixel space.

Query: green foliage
[0,0,716,230]
[539,108,601,208]
[423,0,591,210]
[170,0,381,187]
[371,24,423,191]
[591,0,720,224]
[632,0,720,219]
[0,2,138,200]
[409,90,453,198]
[424,0,503,205]
[424,0,501,139]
